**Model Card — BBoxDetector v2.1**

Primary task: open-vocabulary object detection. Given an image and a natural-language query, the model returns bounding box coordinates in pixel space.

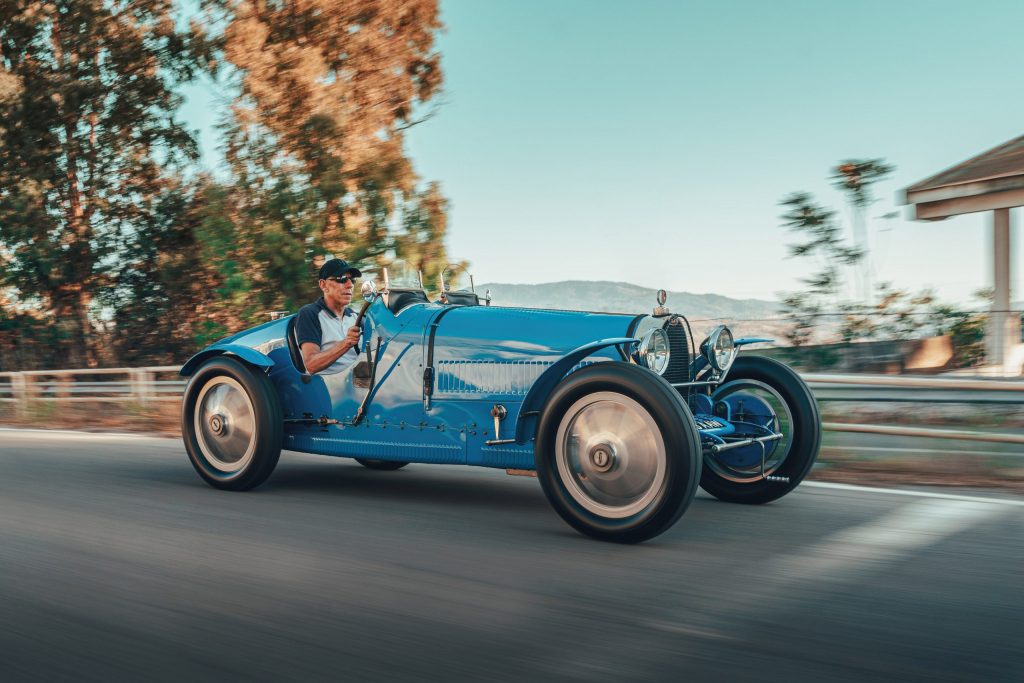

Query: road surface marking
[771,498,1008,583]
[804,480,1024,507]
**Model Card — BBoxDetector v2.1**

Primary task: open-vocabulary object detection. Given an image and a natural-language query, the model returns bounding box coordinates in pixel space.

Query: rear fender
[514,337,637,443]
[179,344,275,377]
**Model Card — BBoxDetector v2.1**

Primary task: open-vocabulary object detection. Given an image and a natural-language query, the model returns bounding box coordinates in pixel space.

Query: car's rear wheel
[355,458,408,471]
[535,362,701,543]
[182,356,282,491]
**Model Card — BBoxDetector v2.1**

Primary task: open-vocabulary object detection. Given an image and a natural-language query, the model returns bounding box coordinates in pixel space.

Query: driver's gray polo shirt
[294,297,359,374]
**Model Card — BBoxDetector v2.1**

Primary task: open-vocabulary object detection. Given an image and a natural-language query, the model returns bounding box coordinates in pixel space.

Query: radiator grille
[662,316,691,384]
[662,316,697,408]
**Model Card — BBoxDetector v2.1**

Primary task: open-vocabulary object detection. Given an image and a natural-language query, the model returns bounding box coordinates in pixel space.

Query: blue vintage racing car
[180,264,820,543]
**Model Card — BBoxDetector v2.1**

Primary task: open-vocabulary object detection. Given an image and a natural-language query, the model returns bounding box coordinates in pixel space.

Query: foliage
[830,159,895,208]
[0,0,455,369]
[778,158,894,348]
[0,0,205,367]
[207,0,451,293]
[928,307,987,368]
[778,158,987,370]
[0,304,63,371]
[100,178,212,364]
[835,284,935,343]
[831,158,894,302]
[930,288,990,368]
[779,283,989,371]
[777,191,862,347]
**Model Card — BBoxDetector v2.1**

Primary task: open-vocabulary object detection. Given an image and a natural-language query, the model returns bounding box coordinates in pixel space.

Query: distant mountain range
[477,281,786,339]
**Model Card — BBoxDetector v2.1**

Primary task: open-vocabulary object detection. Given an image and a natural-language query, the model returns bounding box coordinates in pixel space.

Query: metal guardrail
[0,367,183,412]
[804,373,1024,404]
[805,373,1024,445]
[823,422,1024,446]
[2,366,1024,445]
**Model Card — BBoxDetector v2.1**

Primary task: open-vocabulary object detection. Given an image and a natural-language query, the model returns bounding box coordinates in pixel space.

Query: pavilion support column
[988,208,1017,371]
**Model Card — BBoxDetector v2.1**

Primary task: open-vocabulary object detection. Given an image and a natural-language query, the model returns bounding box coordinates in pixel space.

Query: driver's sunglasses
[326,275,357,285]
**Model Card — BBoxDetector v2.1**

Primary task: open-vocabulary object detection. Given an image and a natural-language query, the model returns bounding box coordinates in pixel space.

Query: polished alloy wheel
[193,376,257,474]
[707,378,793,483]
[554,391,667,518]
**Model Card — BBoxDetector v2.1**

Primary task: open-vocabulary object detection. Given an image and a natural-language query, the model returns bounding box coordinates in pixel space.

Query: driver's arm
[301,325,361,374]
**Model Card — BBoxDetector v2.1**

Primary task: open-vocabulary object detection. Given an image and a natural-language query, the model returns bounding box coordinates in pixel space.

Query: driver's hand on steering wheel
[345,324,362,350]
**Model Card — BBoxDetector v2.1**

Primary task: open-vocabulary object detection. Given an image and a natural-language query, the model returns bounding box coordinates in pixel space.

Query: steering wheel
[354,298,372,328]
[351,298,374,357]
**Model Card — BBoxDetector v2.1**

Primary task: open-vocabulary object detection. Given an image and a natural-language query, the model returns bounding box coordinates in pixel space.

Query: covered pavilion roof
[903,134,1024,220]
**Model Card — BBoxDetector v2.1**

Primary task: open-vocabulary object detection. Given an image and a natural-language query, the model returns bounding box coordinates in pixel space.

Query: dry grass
[0,401,181,437]
[820,402,1024,430]
[812,449,1024,493]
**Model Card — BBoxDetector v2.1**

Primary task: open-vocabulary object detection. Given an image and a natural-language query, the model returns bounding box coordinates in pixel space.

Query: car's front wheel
[535,363,701,543]
[181,356,282,491]
[700,356,820,504]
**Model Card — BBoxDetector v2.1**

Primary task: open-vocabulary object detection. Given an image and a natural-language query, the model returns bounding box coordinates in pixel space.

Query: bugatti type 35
[180,266,821,543]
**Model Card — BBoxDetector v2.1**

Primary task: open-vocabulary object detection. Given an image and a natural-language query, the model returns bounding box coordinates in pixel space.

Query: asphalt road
[1,429,1022,682]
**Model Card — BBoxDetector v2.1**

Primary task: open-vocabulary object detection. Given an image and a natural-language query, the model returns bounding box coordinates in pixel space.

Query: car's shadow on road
[157,451,731,543]
[258,457,549,513]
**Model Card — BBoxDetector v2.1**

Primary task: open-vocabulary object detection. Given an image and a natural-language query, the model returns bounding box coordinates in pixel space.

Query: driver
[295,258,364,374]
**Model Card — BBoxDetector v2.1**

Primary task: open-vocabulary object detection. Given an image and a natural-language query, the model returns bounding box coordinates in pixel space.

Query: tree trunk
[52,286,87,368]
[78,288,94,367]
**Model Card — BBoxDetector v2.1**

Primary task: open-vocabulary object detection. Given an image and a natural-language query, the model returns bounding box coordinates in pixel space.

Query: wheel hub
[588,443,616,473]
[707,379,792,483]
[209,413,228,436]
[193,375,258,473]
[555,392,667,518]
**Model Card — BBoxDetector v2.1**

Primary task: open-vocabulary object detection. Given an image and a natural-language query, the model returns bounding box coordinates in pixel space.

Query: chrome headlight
[635,328,671,375]
[701,325,735,372]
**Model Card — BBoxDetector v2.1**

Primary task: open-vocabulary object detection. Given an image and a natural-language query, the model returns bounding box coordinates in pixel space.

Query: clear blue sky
[182,0,1024,305]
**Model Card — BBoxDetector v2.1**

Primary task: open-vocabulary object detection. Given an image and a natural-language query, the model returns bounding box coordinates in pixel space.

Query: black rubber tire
[181,356,283,491]
[355,458,409,471]
[699,356,821,504]
[534,362,701,544]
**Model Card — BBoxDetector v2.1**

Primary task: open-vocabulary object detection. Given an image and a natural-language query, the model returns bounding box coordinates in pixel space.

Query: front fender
[179,344,275,377]
[693,337,774,376]
[513,337,637,443]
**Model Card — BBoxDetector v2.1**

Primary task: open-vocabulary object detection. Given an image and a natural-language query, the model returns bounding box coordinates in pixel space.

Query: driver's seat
[286,316,309,375]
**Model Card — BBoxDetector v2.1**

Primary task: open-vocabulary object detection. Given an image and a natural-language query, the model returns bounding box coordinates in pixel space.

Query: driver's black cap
[318,259,362,280]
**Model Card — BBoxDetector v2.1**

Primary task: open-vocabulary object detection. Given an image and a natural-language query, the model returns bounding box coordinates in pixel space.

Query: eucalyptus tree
[195,0,452,331]
[0,0,203,366]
